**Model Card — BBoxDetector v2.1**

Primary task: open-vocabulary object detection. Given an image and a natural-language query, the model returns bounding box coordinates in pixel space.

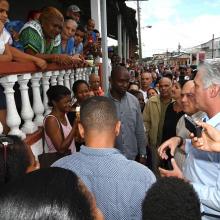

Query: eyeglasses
[0,135,14,183]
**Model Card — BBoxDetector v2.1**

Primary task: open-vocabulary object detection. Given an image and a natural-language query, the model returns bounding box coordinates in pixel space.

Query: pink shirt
[44,114,76,153]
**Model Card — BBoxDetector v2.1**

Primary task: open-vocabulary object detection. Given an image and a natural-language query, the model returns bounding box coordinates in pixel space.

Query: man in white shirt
[139,71,153,103]
[158,60,220,220]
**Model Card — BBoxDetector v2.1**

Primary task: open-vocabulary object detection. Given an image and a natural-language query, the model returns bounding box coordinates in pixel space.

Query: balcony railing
[0,61,100,157]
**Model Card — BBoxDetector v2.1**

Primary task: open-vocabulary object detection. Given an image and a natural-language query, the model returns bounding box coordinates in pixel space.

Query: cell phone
[184,114,202,137]
[159,149,173,170]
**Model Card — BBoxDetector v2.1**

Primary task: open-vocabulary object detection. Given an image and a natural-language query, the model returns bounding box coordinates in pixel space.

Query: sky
[121,0,220,57]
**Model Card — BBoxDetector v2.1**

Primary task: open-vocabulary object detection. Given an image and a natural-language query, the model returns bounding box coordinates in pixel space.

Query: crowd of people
[0,0,220,219]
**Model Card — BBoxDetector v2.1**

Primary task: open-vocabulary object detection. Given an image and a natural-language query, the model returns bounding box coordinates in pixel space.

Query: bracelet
[139,154,147,159]
[176,136,184,148]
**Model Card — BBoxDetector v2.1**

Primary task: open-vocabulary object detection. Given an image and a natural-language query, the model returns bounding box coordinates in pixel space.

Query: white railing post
[0,122,3,134]
[70,69,75,93]
[51,70,59,86]
[75,68,80,81]
[79,68,84,79]
[0,75,25,139]
[95,65,99,75]
[85,67,90,82]
[64,69,71,89]
[58,70,65,85]
[42,71,52,116]
[31,72,45,126]
[88,67,93,77]
[18,73,38,134]
[82,67,87,80]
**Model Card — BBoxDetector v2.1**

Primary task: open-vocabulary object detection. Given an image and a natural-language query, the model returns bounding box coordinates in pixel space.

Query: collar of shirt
[80,145,122,156]
[108,90,127,102]
[205,112,220,127]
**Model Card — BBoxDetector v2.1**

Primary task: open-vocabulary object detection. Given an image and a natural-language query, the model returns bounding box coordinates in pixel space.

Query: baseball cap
[67,5,81,13]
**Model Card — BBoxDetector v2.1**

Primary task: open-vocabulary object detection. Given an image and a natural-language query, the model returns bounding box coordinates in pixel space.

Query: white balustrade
[64,69,71,89]
[0,64,99,140]
[82,68,87,80]
[75,68,80,81]
[70,69,75,93]
[88,67,93,76]
[58,70,65,85]
[0,75,26,139]
[42,71,52,116]
[31,72,45,126]
[51,70,59,86]
[18,74,38,134]
[95,66,99,75]
[0,123,3,135]
[80,68,84,79]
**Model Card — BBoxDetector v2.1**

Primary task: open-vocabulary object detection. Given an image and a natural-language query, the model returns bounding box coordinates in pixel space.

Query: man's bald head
[141,72,153,90]
[110,66,130,97]
[181,80,198,115]
[159,77,172,99]
[89,73,100,90]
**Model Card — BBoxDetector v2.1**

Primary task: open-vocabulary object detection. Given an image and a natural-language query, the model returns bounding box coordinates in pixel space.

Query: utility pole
[212,34,214,59]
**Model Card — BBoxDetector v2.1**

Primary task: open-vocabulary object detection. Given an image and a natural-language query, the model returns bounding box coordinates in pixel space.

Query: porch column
[100,0,109,94]
[123,28,127,62]
[117,14,122,59]
[90,0,101,33]
[127,35,130,60]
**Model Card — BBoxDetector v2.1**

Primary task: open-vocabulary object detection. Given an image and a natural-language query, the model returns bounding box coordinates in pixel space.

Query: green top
[19,20,61,54]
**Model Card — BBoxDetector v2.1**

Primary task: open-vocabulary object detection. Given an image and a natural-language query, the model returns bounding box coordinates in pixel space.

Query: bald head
[141,72,153,90]
[111,66,128,80]
[181,80,198,115]
[87,19,95,31]
[159,77,172,99]
[89,73,100,90]
[110,66,130,97]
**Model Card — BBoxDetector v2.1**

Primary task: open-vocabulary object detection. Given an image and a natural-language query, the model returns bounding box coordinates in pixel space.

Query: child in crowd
[72,25,85,55]
[5,20,24,51]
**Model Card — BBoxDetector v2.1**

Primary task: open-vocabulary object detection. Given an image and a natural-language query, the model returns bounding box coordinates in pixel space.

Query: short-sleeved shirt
[19,20,61,54]
[72,41,83,55]
[0,28,11,54]
[53,145,156,220]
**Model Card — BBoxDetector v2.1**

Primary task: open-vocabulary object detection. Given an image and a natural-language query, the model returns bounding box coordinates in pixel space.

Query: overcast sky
[123,0,220,57]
